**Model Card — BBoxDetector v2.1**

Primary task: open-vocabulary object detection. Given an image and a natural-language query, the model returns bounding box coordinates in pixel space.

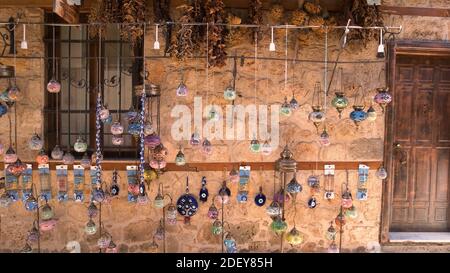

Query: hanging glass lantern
[0,103,7,117]
[331,92,349,119]
[137,182,149,205]
[98,231,112,249]
[207,106,220,121]
[335,211,346,228]
[270,216,288,236]
[366,105,377,121]
[350,105,367,128]
[154,190,165,209]
[87,202,98,218]
[62,151,75,165]
[39,219,57,232]
[327,241,339,253]
[166,203,178,225]
[319,127,330,146]
[286,174,302,199]
[153,143,168,161]
[224,233,238,253]
[202,138,213,155]
[127,121,141,137]
[273,188,290,205]
[211,219,223,235]
[229,168,239,183]
[0,192,12,208]
[85,219,97,235]
[175,149,186,166]
[144,121,154,136]
[47,79,61,93]
[7,84,23,102]
[51,145,64,160]
[29,133,44,150]
[176,81,188,97]
[73,136,88,153]
[280,97,292,116]
[112,135,124,146]
[224,85,236,101]
[289,94,299,110]
[81,153,91,168]
[150,159,166,170]
[261,140,272,156]
[144,134,161,150]
[4,146,18,164]
[376,165,388,180]
[149,239,159,253]
[266,201,282,219]
[345,205,358,219]
[27,224,40,243]
[250,137,261,153]
[20,242,33,253]
[374,87,392,113]
[105,240,118,253]
[144,166,157,182]
[207,203,219,220]
[41,203,54,221]
[308,106,326,133]
[99,105,110,121]
[154,220,165,240]
[24,194,38,212]
[190,129,201,147]
[254,186,266,207]
[217,181,231,204]
[307,175,320,190]
[286,227,304,246]
[127,106,138,121]
[325,222,337,241]
[341,188,353,209]
[111,121,124,135]
[36,149,49,164]
[7,158,27,177]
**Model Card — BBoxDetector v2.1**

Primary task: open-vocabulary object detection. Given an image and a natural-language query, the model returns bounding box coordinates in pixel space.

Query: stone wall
[0,1,449,253]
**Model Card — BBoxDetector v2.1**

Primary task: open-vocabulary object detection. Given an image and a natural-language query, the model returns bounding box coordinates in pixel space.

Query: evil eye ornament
[237,191,248,203]
[307,196,317,209]
[254,187,266,207]
[93,188,106,203]
[199,177,209,202]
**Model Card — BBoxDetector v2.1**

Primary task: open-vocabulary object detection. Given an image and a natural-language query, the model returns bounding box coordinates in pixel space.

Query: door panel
[390,56,450,232]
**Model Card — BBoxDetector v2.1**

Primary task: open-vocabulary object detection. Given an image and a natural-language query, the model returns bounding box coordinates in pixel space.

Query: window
[44,14,143,159]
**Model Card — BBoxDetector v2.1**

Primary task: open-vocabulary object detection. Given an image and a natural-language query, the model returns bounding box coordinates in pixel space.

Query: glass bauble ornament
[4,146,18,164]
[62,151,75,165]
[20,242,33,253]
[331,92,349,119]
[286,176,302,198]
[150,159,166,169]
[280,97,292,116]
[286,227,304,245]
[36,149,49,164]
[154,221,165,240]
[224,85,236,101]
[201,138,212,155]
[73,136,88,153]
[349,106,367,128]
[7,85,23,102]
[46,78,61,93]
[175,149,186,166]
[229,168,239,183]
[29,133,43,150]
[112,135,124,146]
[374,87,392,113]
[85,219,97,235]
[345,205,358,219]
[212,219,223,235]
[176,81,188,97]
[250,137,261,153]
[224,233,237,253]
[144,134,161,149]
[80,153,91,168]
[154,192,165,208]
[41,203,54,221]
[51,145,64,160]
[110,121,124,135]
[261,140,272,155]
[270,216,288,235]
[207,203,219,219]
[266,201,281,219]
[149,240,159,253]
[367,105,377,121]
[376,165,388,180]
[190,130,201,146]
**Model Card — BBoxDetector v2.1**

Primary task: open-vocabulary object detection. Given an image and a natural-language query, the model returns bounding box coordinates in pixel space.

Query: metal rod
[221,198,224,253]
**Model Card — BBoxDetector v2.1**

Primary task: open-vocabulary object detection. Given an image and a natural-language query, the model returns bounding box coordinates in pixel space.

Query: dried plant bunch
[346,0,383,46]
[121,0,147,45]
[291,9,308,26]
[304,0,322,15]
[269,4,284,22]
[248,0,263,40]
[225,13,247,47]
[168,4,196,61]
[205,0,228,68]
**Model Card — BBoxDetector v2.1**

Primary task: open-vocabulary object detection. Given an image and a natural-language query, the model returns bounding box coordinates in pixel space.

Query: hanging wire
[254,31,258,106]
[284,26,288,91]
[323,27,328,113]
[205,23,209,107]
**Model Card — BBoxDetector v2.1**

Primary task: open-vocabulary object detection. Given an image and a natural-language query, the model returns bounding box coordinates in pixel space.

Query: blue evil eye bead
[199,176,209,202]
[237,191,248,203]
[254,192,266,207]
[111,184,119,196]
[74,192,84,202]
[308,196,317,209]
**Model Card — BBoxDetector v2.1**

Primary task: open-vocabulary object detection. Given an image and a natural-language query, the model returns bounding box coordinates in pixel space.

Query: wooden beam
[0,161,382,171]
[380,5,450,17]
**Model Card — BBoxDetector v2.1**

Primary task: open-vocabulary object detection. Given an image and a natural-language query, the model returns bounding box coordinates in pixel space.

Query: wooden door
[390,55,450,232]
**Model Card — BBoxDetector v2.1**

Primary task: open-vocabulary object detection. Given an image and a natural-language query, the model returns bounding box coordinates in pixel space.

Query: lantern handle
[163,193,172,204]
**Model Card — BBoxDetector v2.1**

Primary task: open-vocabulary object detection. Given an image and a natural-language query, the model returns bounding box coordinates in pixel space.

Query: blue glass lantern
[127,122,141,137]
[350,106,367,128]
[0,103,7,117]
